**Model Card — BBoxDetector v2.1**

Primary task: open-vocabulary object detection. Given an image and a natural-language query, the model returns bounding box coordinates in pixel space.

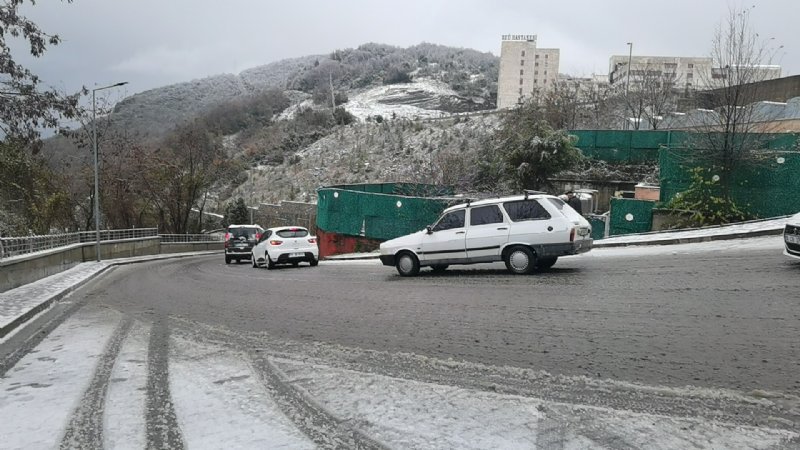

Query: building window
[534,70,538,75]
[520,59,524,66]
[520,69,524,75]
[521,50,525,57]
[535,62,539,67]
[687,73,693,79]
[534,79,538,84]
[535,54,539,59]
[688,63,694,68]
[543,79,547,84]
[519,88,523,94]
[520,78,523,85]
[544,70,547,75]
[545,54,548,58]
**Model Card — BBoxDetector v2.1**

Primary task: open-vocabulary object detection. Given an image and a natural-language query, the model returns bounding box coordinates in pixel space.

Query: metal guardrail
[159,233,225,243]
[0,228,159,259]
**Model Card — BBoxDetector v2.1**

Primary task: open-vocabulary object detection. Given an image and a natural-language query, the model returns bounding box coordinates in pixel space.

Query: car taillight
[224,232,231,248]
[570,227,576,242]
[308,237,317,244]
[269,240,283,246]
[255,233,261,241]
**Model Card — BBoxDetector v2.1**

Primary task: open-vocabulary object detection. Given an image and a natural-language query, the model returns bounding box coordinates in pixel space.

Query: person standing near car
[565,191,583,215]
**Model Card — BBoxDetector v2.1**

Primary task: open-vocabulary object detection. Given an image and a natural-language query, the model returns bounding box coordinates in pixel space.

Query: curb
[324,254,380,261]
[594,228,784,248]
[0,251,218,339]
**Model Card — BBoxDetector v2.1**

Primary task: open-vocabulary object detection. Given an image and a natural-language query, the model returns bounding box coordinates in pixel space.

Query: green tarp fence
[608,198,655,236]
[317,183,455,240]
[659,147,800,218]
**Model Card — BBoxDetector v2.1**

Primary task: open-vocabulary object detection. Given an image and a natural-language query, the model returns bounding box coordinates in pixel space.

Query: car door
[419,209,466,263]
[465,204,508,261]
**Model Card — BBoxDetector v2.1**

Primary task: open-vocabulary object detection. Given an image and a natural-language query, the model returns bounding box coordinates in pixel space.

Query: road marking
[0,306,120,449]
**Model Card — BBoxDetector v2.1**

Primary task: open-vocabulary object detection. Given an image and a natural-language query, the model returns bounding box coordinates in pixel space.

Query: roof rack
[523,189,547,199]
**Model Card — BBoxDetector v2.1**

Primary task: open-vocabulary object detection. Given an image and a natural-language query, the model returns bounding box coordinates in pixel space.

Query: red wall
[317,229,382,258]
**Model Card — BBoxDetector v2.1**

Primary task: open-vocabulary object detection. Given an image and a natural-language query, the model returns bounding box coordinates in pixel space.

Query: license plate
[290,252,304,258]
[235,243,247,248]
[577,228,590,236]
[786,234,800,244]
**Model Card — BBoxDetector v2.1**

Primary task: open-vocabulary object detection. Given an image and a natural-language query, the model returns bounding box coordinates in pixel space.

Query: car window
[276,229,309,238]
[503,200,551,221]
[257,230,272,243]
[548,198,584,221]
[433,210,466,231]
[229,227,260,239]
[470,205,504,226]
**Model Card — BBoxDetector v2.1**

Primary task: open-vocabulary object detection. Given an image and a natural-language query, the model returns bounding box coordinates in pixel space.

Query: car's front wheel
[395,252,420,277]
[504,246,536,275]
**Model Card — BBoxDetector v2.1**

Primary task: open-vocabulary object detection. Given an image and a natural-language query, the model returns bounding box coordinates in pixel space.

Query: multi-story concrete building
[608,55,782,92]
[608,55,714,91]
[497,34,560,109]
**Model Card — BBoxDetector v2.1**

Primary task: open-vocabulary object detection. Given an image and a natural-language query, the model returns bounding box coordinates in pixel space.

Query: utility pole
[329,72,336,111]
[624,42,633,130]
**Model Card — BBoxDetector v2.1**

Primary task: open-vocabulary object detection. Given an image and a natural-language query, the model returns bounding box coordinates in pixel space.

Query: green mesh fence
[659,147,800,218]
[608,198,655,236]
[317,183,455,240]
[570,130,691,163]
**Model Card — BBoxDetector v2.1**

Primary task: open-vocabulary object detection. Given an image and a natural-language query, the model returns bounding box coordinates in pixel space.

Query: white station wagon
[379,193,593,276]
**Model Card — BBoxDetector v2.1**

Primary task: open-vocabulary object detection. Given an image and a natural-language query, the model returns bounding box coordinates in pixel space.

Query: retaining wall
[0,238,218,293]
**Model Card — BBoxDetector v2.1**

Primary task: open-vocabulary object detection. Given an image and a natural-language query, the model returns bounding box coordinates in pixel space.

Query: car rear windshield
[228,228,260,239]
[547,198,583,221]
[276,229,309,238]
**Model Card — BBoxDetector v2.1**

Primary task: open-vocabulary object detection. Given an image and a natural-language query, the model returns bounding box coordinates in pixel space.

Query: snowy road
[1,237,799,448]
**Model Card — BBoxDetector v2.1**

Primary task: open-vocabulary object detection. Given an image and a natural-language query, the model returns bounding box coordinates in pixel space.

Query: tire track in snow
[145,320,185,449]
[247,350,387,450]
[60,317,134,449]
[169,318,385,449]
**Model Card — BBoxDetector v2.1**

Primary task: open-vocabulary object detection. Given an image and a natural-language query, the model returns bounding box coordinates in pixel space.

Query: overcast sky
[16,0,799,98]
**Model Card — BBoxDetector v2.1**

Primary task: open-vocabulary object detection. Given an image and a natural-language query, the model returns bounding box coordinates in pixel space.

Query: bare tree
[624,63,681,130]
[689,6,781,203]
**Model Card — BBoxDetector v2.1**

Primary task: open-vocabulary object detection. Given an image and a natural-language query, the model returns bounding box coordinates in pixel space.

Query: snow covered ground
[0,306,796,448]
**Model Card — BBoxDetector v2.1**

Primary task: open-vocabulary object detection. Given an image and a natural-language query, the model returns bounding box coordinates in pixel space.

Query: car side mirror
[426,225,433,234]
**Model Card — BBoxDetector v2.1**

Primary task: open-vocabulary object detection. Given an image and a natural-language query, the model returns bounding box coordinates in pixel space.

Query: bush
[665,167,752,226]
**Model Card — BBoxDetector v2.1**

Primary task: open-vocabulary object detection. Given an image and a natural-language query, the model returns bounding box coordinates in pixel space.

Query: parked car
[251,226,319,269]
[379,193,593,276]
[784,212,800,260]
[224,224,264,264]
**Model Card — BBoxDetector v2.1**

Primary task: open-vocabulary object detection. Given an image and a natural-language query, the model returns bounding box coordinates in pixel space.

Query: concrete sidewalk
[0,251,217,339]
[325,216,791,260]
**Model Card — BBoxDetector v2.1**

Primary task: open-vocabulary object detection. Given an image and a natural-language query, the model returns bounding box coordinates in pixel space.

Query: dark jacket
[567,196,583,215]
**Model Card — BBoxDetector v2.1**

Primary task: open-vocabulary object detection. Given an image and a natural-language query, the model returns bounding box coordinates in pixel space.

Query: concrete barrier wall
[161,242,224,254]
[0,238,217,293]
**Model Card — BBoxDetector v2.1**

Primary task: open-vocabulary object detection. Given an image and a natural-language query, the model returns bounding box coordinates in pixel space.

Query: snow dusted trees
[0,0,82,144]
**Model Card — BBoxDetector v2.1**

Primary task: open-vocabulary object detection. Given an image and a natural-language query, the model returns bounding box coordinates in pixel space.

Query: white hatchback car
[379,193,592,276]
[251,226,319,269]
[784,212,800,260]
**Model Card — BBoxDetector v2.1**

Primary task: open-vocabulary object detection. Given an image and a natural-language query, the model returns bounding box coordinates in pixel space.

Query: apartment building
[497,34,560,109]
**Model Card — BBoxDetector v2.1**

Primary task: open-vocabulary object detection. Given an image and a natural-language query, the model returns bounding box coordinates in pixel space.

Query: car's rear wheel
[309,258,319,267]
[430,264,448,273]
[536,256,558,270]
[395,252,420,277]
[251,253,258,268]
[225,255,232,264]
[504,246,536,275]
[266,253,276,270]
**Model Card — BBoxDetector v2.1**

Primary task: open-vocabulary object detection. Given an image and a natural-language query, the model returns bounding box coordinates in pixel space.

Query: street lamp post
[624,42,633,130]
[92,82,128,262]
